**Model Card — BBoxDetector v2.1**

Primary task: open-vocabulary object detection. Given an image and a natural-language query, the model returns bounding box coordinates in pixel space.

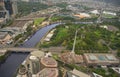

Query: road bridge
[0,47,39,53]
[15,18,39,21]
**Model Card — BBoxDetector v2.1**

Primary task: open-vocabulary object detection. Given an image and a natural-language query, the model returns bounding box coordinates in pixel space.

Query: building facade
[4,0,18,16]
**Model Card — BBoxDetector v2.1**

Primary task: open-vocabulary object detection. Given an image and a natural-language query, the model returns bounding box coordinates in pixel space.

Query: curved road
[0,23,60,77]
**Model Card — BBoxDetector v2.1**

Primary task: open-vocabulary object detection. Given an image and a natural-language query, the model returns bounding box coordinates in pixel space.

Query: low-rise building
[100,25,119,32]
[66,69,90,77]
[103,11,116,16]
[60,52,83,64]
[0,32,12,44]
[17,51,45,77]
[30,50,45,59]
[74,13,91,19]
[44,29,56,42]
[0,18,6,25]
[92,72,103,77]
[40,57,58,69]
[0,27,23,38]
[37,68,58,77]
[0,49,7,56]
[10,20,33,32]
[84,53,119,66]
[90,10,100,15]
[112,67,120,75]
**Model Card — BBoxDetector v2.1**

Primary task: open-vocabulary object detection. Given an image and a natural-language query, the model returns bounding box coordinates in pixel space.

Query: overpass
[0,47,39,53]
[15,17,40,21]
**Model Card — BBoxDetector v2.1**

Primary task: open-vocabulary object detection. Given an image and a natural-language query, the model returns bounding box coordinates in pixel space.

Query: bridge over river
[0,22,61,77]
[0,47,39,52]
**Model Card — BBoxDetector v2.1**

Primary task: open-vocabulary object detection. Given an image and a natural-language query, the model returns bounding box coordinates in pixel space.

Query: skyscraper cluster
[0,0,18,19]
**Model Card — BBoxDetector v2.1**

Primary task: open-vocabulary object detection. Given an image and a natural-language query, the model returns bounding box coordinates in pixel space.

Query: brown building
[40,57,58,69]
[66,69,91,77]
[37,68,58,77]
[60,52,83,64]
[0,32,12,44]
[84,53,119,66]
[0,49,7,56]
[0,0,4,7]
[10,20,33,32]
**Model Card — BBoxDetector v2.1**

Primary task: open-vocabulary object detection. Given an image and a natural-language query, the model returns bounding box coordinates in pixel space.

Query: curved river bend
[0,23,60,77]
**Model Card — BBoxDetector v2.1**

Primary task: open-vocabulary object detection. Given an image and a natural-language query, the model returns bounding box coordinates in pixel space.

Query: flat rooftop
[60,52,83,64]
[0,18,5,23]
[0,49,7,55]
[37,68,58,77]
[30,50,44,59]
[10,20,28,27]
[0,32,8,39]
[84,53,119,66]
[71,69,90,77]
[41,57,58,68]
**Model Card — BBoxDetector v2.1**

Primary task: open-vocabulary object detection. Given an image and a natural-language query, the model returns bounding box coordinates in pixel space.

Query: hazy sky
[95,0,120,6]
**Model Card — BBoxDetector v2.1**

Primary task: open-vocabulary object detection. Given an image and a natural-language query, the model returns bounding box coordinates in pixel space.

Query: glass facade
[4,0,13,15]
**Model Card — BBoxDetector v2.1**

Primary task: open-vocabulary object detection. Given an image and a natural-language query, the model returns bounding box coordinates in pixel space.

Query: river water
[0,23,60,77]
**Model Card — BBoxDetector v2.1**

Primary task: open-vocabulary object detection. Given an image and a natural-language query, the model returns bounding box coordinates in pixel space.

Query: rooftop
[92,72,103,77]
[10,20,28,27]
[84,53,119,66]
[0,49,7,55]
[37,68,58,77]
[44,29,55,42]
[60,52,83,64]
[41,57,58,68]
[112,67,120,74]
[0,18,5,23]
[30,50,44,59]
[0,32,8,39]
[74,13,91,18]
[66,71,79,77]
[71,69,90,77]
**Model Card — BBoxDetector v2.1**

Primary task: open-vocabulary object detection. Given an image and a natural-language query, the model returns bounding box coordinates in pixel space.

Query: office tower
[29,56,40,75]
[4,0,18,15]
[0,0,10,19]
[12,0,18,15]
[4,0,13,15]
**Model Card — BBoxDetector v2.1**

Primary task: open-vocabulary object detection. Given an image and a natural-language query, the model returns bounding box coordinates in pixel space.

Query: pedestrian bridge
[1,47,39,53]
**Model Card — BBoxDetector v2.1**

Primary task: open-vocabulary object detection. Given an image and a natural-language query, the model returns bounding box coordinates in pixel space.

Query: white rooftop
[112,67,120,74]
[103,11,116,16]
[71,69,90,77]
[91,10,99,14]
[92,72,103,77]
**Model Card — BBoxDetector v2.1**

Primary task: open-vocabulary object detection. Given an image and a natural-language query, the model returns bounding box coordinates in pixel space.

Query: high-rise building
[0,0,4,5]
[29,56,40,75]
[12,1,18,15]
[4,0,18,16]
[4,0,13,15]
[0,0,10,24]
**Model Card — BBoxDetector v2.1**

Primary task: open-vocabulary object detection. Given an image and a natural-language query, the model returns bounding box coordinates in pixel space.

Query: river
[0,23,60,77]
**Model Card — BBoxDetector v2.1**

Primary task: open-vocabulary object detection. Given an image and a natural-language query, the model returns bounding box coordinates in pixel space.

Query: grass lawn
[51,28,68,45]
[34,17,46,26]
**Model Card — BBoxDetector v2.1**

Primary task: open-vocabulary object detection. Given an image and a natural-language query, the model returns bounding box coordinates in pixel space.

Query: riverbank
[0,23,61,77]
[0,51,11,64]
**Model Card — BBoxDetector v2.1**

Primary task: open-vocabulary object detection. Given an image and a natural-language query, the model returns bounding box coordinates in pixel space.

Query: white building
[90,10,100,15]
[103,11,116,16]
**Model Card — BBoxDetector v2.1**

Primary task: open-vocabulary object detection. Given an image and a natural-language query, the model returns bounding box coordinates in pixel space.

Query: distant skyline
[95,0,120,6]
[19,0,120,6]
